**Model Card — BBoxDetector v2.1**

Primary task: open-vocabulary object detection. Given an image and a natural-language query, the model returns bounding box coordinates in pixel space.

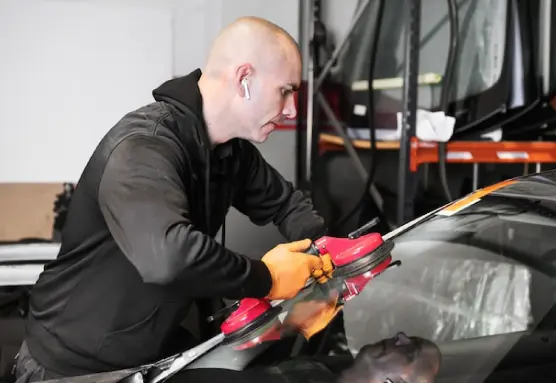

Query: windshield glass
[339,0,508,107]
[183,191,556,383]
[341,193,556,381]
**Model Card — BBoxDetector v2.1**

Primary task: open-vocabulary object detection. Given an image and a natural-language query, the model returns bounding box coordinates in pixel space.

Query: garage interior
[3,0,556,246]
[2,0,556,382]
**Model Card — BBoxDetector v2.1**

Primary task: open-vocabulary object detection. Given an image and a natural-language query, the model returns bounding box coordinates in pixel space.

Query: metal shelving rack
[298,0,556,228]
[397,0,421,225]
[301,0,386,217]
[300,0,420,225]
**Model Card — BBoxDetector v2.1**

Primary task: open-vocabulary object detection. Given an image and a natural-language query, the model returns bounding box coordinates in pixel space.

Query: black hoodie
[24,69,326,376]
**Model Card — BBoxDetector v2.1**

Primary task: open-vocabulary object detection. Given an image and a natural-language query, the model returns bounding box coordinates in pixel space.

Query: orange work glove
[311,253,334,283]
[284,293,343,340]
[262,239,324,300]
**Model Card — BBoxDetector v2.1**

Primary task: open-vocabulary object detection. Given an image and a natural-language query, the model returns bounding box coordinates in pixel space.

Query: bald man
[14,16,327,381]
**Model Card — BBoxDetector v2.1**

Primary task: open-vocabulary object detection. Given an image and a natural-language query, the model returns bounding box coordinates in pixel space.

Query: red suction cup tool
[311,218,398,302]
[220,298,282,350]
[314,232,393,278]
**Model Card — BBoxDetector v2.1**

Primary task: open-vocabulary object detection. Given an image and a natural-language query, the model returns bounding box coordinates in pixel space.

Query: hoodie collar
[151,69,233,159]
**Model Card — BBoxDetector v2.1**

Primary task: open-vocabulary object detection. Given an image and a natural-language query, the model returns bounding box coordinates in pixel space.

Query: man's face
[237,47,301,143]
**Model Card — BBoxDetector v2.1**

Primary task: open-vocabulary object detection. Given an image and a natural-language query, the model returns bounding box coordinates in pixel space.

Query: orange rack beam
[319,133,556,172]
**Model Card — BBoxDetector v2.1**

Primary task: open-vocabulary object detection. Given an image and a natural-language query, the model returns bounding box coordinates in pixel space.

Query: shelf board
[319,133,556,171]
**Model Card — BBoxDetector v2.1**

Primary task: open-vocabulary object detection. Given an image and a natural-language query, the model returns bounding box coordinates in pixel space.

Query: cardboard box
[0,183,64,242]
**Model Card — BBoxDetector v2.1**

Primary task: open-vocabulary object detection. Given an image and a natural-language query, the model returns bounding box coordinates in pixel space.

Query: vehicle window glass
[343,194,556,353]
[339,0,508,109]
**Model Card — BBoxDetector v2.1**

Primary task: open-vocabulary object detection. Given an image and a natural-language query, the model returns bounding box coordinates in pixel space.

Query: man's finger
[306,255,324,271]
[284,238,312,252]
[312,269,324,278]
[316,275,329,284]
[321,254,334,274]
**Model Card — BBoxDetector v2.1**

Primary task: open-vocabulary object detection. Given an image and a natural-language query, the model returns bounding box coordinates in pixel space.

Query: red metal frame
[319,133,556,171]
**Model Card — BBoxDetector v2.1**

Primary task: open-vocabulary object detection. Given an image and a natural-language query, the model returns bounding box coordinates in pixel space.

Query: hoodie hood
[151,69,233,160]
[152,68,204,121]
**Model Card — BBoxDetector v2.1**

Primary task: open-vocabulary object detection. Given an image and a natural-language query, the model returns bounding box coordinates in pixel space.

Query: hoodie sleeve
[232,140,327,241]
[98,134,272,299]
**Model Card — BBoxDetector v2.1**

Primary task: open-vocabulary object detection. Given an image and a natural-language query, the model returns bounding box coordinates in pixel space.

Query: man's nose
[282,94,297,120]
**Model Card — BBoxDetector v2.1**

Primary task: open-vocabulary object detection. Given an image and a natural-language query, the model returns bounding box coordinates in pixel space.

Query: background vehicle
[0,243,58,383]
[4,170,556,382]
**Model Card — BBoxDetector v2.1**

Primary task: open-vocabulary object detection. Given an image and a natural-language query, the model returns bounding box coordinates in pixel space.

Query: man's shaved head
[198,16,301,145]
[203,16,301,77]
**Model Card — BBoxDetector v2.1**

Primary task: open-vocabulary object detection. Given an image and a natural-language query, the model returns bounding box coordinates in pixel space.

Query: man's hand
[262,239,323,300]
[311,253,334,283]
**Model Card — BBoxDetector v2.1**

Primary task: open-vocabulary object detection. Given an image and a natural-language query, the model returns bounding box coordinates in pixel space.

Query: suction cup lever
[305,242,321,256]
[386,260,402,270]
[370,260,402,281]
[206,301,240,323]
[348,217,380,239]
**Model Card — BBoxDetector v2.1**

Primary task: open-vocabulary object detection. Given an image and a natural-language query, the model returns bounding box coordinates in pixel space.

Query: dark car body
[5,170,556,382]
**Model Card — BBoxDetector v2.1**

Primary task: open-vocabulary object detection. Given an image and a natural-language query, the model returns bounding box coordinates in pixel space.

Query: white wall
[0,0,173,183]
[171,0,300,74]
[170,0,222,76]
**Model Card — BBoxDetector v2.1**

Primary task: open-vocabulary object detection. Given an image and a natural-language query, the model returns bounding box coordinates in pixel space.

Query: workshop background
[2,0,556,256]
[0,0,358,253]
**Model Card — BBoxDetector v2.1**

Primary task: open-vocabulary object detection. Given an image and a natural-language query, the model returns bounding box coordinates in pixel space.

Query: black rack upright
[397,0,421,226]
[300,0,421,228]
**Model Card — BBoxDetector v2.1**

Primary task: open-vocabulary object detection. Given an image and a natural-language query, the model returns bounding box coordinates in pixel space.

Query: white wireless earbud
[242,78,251,100]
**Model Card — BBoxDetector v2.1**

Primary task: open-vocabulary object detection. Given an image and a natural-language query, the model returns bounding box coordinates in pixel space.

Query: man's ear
[235,63,254,97]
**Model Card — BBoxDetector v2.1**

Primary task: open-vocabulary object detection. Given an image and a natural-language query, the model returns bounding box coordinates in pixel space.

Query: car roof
[0,243,59,286]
